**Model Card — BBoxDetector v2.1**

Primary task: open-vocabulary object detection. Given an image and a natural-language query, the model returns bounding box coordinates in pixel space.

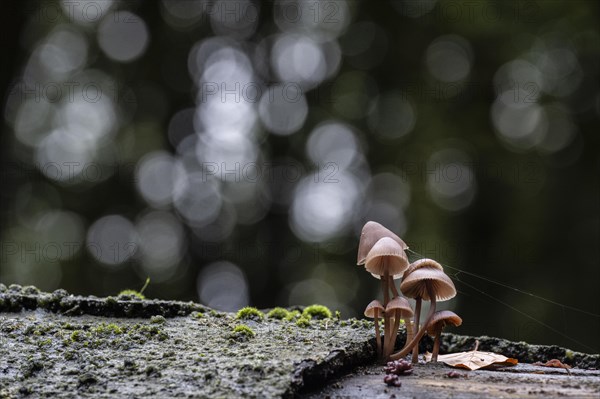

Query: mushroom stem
[385,275,400,359]
[389,275,399,298]
[386,310,402,358]
[431,324,443,362]
[374,309,382,357]
[411,297,422,364]
[389,283,437,361]
[381,272,390,359]
[382,272,390,306]
[406,320,414,349]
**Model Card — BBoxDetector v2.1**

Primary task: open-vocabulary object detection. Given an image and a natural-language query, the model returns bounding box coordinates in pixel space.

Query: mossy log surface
[1,285,598,398]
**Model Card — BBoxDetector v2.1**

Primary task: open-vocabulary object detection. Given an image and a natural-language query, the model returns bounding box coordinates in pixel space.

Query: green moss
[94,323,123,335]
[349,318,372,329]
[302,304,332,320]
[236,307,264,321]
[296,316,311,328]
[284,310,301,322]
[192,311,204,319]
[118,289,145,300]
[38,338,52,346]
[565,349,574,360]
[158,332,169,341]
[230,324,255,340]
[209,310,225,318]
[267,307,290,320]
[126,323,168,342]
[105,296,118,305]
[335,310,341,320]
[118,277,150,300]
[150,315,166,324]
[61,322,76,330]
[70,330,84,342]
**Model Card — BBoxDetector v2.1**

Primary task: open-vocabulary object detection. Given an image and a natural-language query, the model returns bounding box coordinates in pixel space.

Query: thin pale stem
[389,275,399,298]
[386,310,401,358]
[382,273,390,306]
[431,327,442,362]
[385,275,400,359]
[374,309,381,358]
[390,284,437,361]
[406,319,414,347]
[381,272,390,359]
[411,297,422,363]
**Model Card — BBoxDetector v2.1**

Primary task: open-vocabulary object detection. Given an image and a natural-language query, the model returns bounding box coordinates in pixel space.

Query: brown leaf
[532,359,571,369]
[425,350,518,371]
[532,359,572,375]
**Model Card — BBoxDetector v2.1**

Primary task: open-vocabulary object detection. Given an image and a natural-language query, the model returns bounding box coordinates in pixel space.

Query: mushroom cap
[426,310,462,335]
[385,296,414,318]
[403,258,444,276]
[357,221,408,265]
[364,299,385,318]
[400,260,456,301]
[364,237,410,277]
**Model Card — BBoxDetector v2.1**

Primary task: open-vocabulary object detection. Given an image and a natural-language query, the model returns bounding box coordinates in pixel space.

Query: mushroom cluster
[358,221,461,362]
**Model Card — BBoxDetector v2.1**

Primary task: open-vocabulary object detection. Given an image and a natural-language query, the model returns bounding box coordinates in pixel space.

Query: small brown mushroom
[364,237,410,308]
[364,300,385,357]
[426,310,462,362]
[384,297,414,359]
[400,259,449,362]
[364,237,410,279]
[364,237,410,354]
[357,221,408,266]
[390,259,456,362]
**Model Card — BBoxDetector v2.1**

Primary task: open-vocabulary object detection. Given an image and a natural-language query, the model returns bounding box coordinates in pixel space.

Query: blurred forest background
[1,0,598,353]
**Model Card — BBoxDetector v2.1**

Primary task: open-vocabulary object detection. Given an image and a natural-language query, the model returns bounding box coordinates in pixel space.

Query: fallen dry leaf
[425,342,518,371]
[533,359,572,375]
[533,359,571,369]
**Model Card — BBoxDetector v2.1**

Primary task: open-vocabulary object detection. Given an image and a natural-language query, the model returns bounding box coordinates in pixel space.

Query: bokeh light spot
[197,261,249,311]
[425,35,473,83]
[86,215,138,266]
[97,11,149,62]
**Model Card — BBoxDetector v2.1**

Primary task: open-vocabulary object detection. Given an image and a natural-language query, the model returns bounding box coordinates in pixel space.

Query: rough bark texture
[1,285,598,398]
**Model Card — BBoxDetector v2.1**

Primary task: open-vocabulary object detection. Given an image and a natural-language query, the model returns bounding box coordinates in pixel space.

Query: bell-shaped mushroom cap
[364,300,385,318]
[385,297,414,318]
[357,221,408,265]
[426,310,462,335]
[364,237,410,277]
[403,258,444,277]
[400,262,456,301]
